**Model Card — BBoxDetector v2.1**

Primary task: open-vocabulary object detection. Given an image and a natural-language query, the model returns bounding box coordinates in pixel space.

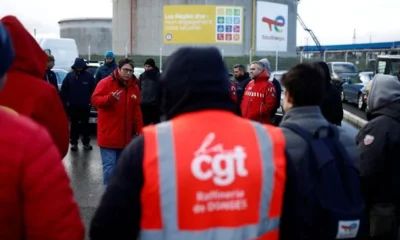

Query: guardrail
[343,110,368,128]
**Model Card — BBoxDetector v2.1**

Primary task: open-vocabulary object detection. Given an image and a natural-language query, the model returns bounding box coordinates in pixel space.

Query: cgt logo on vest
[191,132,248,186]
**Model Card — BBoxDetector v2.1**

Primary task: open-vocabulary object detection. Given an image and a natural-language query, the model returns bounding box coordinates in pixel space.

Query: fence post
[365,52,371,66]
[88,45,91,61]
[275,51,279,71]
[300,50,304,63]
[160,47,163,70]
[221,48,224,58]
[249,49,252,64]
[323,51,327,62]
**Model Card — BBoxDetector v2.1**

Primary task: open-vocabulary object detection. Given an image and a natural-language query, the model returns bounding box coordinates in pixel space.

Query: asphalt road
[62,137,103,239]
[342,102,367,120]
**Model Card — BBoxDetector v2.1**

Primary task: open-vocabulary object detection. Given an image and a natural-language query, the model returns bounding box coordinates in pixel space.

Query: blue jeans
[100,148,123,186]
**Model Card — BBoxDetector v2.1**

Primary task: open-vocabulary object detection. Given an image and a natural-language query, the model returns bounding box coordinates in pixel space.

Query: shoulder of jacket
[0,110,43,142]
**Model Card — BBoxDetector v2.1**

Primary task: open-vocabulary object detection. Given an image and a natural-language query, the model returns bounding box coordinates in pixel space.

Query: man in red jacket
[0,21,84,240]
[241,61,276,124]
[91,58,143,186]
[0,16,69,158]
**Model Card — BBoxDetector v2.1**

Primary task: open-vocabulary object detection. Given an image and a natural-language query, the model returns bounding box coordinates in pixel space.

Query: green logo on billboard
[226,9,233,15]
[217,17,225,24]
[234,9,241,16]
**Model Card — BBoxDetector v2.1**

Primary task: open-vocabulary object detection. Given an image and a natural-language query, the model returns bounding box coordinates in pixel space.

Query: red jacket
[241,70,276,124]
[0,109,84,240]
[0,16,69,158]
[91,69,143,149]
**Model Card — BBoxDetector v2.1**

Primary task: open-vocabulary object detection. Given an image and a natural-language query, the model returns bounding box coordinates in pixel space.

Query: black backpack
[280,122,367,239]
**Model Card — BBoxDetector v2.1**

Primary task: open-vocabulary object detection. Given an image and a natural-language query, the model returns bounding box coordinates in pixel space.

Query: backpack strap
[281,122,335,168]
[280,122,314,142]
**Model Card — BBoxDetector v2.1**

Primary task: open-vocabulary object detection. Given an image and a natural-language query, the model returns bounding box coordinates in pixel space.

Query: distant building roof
[301,41,400,52]
[58,18,112,24]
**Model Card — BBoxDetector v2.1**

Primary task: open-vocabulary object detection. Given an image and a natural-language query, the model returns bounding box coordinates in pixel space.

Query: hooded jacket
[95,60,117,84]
[259,58,282,117]
[139,67,161,106]
[0,16,69,158]
[240,70,276,124]
[0,109,84,240]
[356,74,400,210]
[61,58,96,109]
[91,69,143,149]
[314,61,343,125]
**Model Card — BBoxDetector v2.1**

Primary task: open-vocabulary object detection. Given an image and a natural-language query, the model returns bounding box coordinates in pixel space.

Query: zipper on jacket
[246,97,252,117]
[124,87,128,146]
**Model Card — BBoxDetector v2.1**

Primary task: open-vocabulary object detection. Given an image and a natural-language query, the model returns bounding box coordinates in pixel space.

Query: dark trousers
[69,107,90,145]
[141,104,161,126]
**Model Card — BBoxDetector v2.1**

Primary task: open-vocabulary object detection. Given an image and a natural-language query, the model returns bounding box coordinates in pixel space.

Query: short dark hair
[250,61,264,70]
[118,58,134,69]
[234,64,246,72]
[281,63,325,106]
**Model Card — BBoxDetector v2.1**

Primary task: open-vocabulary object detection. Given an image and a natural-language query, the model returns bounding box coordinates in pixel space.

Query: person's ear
[284,90,293,104]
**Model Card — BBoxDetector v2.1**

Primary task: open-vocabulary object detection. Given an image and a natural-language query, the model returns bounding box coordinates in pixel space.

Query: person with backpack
[356,75,400,240]
[279,63,367,239]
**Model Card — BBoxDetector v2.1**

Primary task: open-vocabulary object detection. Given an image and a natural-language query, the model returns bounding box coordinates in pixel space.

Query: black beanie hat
[160,47,231,119]
[144,58,156,68]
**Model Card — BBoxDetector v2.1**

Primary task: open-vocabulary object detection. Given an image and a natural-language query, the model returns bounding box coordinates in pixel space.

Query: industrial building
[112,0,298,57]
[58,18,112,56]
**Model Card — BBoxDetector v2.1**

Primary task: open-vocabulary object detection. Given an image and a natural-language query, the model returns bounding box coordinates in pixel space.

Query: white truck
[35,37,79,71]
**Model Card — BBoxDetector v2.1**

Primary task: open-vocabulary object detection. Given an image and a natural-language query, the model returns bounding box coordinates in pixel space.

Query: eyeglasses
[121,68,134,74]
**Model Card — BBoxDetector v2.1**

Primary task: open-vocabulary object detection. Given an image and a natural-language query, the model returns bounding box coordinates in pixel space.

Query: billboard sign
[256,1,288,52]
[163,5,243,44]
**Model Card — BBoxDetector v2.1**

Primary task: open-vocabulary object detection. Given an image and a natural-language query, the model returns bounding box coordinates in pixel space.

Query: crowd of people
[1,15,400,240]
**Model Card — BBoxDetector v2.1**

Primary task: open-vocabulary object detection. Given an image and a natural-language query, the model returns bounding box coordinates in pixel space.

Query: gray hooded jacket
[367,74,400,112]
[356,74,400,207]
[280,106,360,170]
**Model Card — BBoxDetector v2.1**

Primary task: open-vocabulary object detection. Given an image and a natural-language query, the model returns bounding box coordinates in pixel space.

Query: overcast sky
[1,0,399,46]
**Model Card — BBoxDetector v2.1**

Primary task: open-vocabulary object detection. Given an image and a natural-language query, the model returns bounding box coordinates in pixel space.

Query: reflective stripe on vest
[140,120,286,240]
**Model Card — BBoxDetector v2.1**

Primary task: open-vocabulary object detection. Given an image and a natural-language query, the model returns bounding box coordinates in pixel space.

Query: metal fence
[81,49,389,73]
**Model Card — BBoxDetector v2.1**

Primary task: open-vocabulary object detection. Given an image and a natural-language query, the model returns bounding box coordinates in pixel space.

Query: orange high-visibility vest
[140,110,287,240]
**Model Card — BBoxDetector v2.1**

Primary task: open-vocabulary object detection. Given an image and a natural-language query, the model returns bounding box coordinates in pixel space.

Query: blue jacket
[61,70,96,109]
[95,61,117,83]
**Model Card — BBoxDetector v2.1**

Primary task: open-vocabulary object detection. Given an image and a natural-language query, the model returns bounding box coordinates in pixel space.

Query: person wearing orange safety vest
[90,47,298,240]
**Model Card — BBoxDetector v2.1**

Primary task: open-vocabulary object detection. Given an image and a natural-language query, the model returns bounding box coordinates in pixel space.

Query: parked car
[340,71,373,110]
[134,67,145,79]
[86,62,101,78]
[359,71,374,84]
[327,62,360,89]
[52,68,68,90]
[270,70,287,118]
